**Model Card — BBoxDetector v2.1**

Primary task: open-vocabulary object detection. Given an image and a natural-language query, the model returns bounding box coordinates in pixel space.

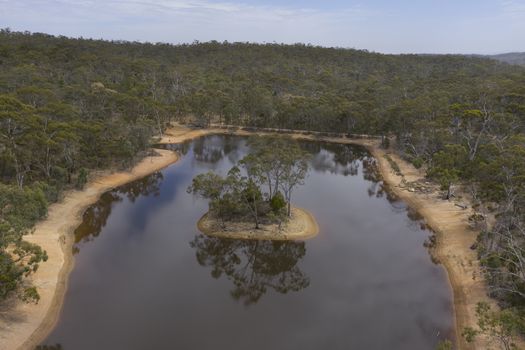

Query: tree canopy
[188,137,309,229]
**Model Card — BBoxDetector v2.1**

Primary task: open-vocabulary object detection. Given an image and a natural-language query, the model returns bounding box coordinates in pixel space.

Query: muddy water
[44,135,453,350]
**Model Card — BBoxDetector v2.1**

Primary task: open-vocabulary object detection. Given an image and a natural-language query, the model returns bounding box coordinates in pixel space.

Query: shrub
[412,157,424,169]
[76,168,89,190]
[270,192,286,214]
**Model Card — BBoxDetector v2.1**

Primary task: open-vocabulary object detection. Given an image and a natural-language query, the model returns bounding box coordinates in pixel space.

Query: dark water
[44,135,454,350]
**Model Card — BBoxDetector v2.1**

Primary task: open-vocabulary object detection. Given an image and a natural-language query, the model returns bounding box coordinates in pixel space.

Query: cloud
[0,0,524,53]
[1,0,372,45]
[502,0,525,17]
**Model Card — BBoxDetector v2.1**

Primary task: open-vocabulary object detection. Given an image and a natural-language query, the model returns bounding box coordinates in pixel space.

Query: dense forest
[1,29,525,341]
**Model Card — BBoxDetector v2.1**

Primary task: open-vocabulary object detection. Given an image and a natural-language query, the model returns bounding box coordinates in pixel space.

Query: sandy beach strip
[1,149,179,350]
[197,207,319,241]
[3,124,493,349]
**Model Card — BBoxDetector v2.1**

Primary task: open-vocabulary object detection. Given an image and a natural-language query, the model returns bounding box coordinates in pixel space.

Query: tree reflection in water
[192,135,245,164]
[190,235,309,305]
[301,141,369,177]
[73,172,164,251]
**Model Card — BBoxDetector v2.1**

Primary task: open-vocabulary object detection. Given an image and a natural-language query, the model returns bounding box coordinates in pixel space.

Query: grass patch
[383,154,402,176]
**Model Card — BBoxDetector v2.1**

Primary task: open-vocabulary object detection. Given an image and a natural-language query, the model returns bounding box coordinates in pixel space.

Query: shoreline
[367,147,490,350]
[2,149,179,350]
[161,125,490,349]
[197,207,319,241]
[4,124,490,349]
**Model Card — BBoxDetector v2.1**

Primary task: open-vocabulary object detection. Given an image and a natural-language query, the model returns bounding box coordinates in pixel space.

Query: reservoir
[44,135,454,349]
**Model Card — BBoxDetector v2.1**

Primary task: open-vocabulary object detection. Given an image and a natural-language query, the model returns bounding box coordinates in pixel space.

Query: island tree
[241,137,309,216]
[188,137,310,229]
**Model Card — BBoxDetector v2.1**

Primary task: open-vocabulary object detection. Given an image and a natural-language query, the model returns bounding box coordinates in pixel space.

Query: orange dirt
[197,207,319,241]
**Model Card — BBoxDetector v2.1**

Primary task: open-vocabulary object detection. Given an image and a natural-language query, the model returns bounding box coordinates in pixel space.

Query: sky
[1,0,525,54]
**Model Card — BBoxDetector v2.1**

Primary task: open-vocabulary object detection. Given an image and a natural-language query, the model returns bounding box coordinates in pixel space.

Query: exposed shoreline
[4,124,490,349]
[161,125,490,349]
[197,207,319,241]
[2,149,179,350]
[367,146,490,350]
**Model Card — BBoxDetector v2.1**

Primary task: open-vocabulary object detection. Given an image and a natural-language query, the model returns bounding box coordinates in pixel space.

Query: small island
[188,136,319,240]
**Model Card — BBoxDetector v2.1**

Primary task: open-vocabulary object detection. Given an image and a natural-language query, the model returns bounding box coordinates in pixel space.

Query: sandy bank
[1,149,179,350]
[197,207,319,241]
[161,125,491,349]
[368,147,492,350]
[4,123,492,349]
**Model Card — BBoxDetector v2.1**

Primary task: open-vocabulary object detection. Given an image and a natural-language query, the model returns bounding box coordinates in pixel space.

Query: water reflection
[36,344,63,350]
[158,140,191,156]
[191,136,245,164]
[45,135,453,350]
[73,172,164,250]
[190,235,309,305]
[300,142,369,176]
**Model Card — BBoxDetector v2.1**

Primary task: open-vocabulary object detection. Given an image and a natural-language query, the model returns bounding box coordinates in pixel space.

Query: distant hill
[487,52,525,66]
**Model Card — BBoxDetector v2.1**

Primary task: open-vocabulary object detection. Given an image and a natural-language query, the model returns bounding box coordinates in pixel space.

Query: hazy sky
[1,0,525,54]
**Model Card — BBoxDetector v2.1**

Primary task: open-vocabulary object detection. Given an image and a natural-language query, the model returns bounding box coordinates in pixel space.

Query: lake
[44,135,454,349]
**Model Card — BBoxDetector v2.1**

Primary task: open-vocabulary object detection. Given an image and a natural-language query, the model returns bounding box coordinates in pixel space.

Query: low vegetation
[462,302,525,350]
[383,154,402,176]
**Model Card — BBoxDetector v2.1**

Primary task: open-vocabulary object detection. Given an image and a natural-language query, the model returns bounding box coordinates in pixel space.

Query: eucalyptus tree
[187,171,231,226]
[189,137,310,227]
[463,302,525,350]
[0,183,49,303]
[227,166,265,229]
[244,136,308,202]
[0,96,42,188]
[279,147,309,217]
[428,145,468,200]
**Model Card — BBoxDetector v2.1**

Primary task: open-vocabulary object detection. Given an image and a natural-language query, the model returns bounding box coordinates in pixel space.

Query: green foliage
[187,172,227,201]
[20,286,40,304]
[0,252,21,299]
[463,302,525,350]
[383,154,402,176]
[0,240,47,302]
[428,145,468,199]
[435,339,453,350]
[412,157,424,169]
[473,137,525,309]
[0,183,48,243]
[1,30,524,137]
[188,138,309,228]
[0,30,524,316]
[462,326,477,344]
[76,167,88,190]
[242,180,263,204]
[270,192,286,214]
[0,181,49,302]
